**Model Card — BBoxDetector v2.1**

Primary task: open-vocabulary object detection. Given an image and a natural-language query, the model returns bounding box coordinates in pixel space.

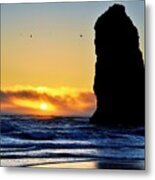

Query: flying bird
[80,34,83,38]
[30,34,33,38]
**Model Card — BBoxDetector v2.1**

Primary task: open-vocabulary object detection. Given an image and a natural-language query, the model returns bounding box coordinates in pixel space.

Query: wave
[0,114,145,168]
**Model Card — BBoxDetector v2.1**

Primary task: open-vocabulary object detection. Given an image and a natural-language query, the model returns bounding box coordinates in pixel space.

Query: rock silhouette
[90,4,145,126]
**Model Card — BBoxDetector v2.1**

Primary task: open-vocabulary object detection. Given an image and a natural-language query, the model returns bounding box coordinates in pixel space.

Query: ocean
[0,114,145,169]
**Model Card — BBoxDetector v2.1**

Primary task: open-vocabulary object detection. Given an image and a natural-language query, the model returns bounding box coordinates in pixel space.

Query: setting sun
[40,103,48,111]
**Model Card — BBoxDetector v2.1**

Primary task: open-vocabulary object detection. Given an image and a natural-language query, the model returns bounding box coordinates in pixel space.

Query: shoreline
[1,159,145,170]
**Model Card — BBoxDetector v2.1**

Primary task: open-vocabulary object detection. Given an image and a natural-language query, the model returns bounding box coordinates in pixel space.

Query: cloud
[0,88,96,116]
[0,90,39,102]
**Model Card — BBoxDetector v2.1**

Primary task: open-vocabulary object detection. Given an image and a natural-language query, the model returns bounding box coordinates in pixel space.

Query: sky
[0,1,145,116]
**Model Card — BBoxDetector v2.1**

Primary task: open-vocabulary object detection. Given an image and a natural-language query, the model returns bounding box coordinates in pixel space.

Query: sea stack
[90,4,145,126]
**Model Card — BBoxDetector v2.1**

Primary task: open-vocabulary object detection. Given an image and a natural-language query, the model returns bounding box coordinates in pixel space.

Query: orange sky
[1,86,96,116]
[0,2,144,116]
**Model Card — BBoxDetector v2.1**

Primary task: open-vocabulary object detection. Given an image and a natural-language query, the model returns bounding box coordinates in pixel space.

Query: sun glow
[40,103,48,111]
[1,86,95,116]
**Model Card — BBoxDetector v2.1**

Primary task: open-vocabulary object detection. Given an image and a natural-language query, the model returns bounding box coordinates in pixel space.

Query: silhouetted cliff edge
[90,4,145,126]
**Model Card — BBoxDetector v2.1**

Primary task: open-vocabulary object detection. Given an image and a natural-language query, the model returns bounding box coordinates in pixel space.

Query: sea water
[0,114,145,169]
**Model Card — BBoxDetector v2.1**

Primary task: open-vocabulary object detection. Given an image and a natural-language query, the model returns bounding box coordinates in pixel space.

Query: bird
[30,34,32,38]
[80,34,83,38]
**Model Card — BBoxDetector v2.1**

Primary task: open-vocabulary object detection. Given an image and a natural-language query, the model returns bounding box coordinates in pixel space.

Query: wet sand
[31,160,145,170]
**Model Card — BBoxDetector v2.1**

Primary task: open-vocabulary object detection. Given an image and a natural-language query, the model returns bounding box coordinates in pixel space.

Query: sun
[40,103,48,111]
